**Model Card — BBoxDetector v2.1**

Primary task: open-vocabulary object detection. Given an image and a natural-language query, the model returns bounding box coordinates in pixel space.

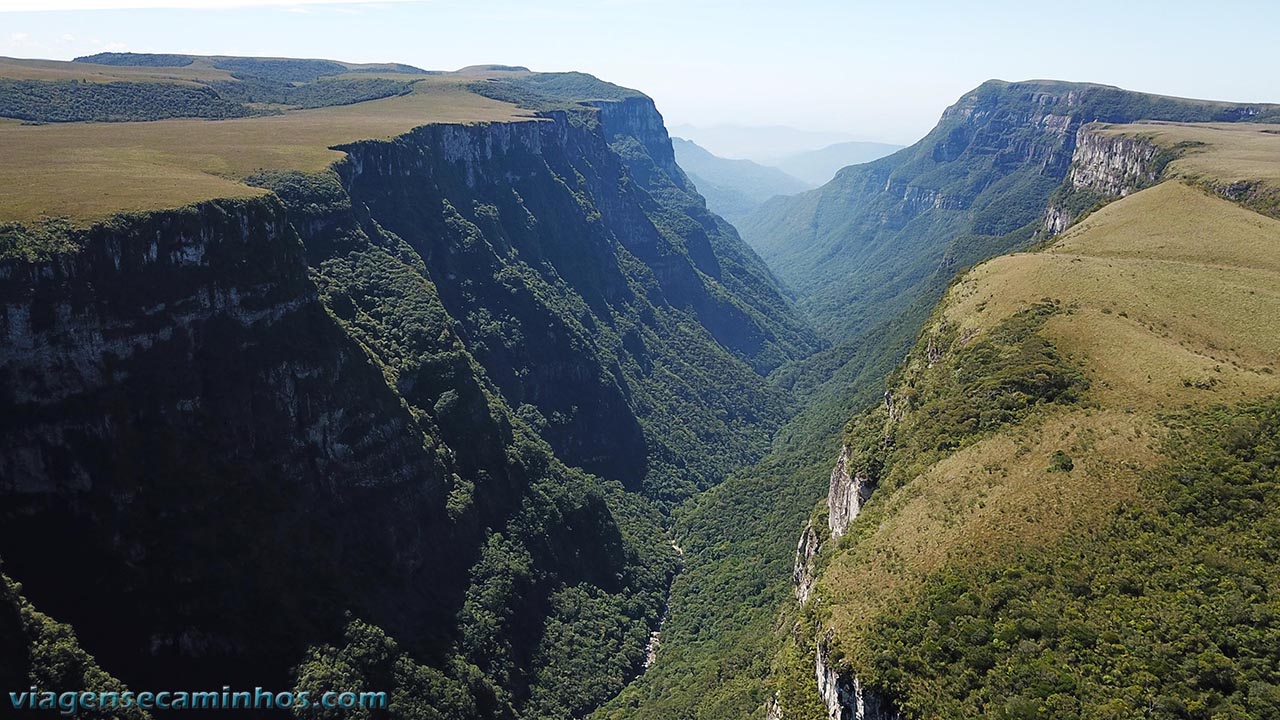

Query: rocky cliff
[814,638,900,720]
[826,448,876,540]
[1042,124,1168,234]
[0,196,475,688]
[323,100,815,502]
[793,521,822,605]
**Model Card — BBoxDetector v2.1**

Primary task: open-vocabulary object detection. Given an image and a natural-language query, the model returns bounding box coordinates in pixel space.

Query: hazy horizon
[2,0,1278,145]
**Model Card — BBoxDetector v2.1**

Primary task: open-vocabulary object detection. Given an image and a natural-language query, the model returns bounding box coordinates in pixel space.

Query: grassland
[0,58,545,224]
[813,122,1280,711]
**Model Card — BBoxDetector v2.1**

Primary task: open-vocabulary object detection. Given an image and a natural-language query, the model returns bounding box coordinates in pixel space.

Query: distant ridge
[75,51,429,74]
[773,140,904,185]
[671,137,811,225]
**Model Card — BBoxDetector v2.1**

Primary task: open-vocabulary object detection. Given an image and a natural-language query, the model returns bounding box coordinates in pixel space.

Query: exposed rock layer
[1043,125,1166,234]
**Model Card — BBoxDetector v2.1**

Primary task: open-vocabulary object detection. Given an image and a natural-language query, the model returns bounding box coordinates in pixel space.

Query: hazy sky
[1,0,1277,145]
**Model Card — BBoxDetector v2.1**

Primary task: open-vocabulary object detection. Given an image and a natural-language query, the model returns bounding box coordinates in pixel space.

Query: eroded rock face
[1043,125,1165,234]
[1067,126,1164,196]
[794,521,822,604]
[333,104,810,497]
[784,443,899,719]
[828,448,875,540]
[2,97,759,698]
[765,693,783,720]
[815,636,901,720]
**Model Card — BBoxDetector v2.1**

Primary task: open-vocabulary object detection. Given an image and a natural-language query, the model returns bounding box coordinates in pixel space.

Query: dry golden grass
[819,167,1280,655]
[0,75,535,223]
[1052,179,1280,272]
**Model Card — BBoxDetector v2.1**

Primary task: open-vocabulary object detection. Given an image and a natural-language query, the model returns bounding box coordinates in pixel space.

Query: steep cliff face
[0,80,805,719]
[784,445,895,720]
[793,445,875,604]
[1042,125,1167,234]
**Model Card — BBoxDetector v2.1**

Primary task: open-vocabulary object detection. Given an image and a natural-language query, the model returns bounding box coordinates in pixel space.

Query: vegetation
[1097,122,1280,220]
[0,78,253,122]
[844,302,1087,493]
[601,115,1280,720]
[210,57,351,83]
[0,71,529,224]
[594,82,1279,720]
[0,218,79,262]
[0,59,786,720]
[293,618,486,720]
[75,52,425,76]
[861,399,1280,720]
[239,86,814,714]
[0,56,525,225]
[468,72,644,111]
[594,407,846,720]
[74,52,195,67]
[805,157,1280,719]
[310,93,815,504]
[0,570,151,720]
[209,76,413,108]
[9,56,1280,720]
[0,55,430,124]
[238,166,683,718]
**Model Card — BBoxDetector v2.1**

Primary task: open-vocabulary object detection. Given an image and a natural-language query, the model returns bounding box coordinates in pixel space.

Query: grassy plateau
[0,56,553,224]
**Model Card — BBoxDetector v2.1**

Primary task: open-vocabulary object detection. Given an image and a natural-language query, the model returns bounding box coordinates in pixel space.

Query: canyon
[2,56,1280,720]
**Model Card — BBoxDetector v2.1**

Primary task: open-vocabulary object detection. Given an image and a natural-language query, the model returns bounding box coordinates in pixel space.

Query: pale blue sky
[1,0,1276,144]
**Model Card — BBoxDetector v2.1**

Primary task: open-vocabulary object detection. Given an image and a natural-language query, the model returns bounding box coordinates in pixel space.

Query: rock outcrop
[815,634,901,720]
[0,196,470,687]
[794,521,822,604]
[828,448,876,540]
[1066,126,1165,196]
[780,445,898,720]
[741,78,1277,355]
[330,102,813,498]
[1043,125,1166,234]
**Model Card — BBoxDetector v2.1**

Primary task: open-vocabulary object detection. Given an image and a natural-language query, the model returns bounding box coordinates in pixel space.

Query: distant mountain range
[668,123,861,160]
[771,139,905,185]
[672,136,903,224]
[671,137,812,225]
